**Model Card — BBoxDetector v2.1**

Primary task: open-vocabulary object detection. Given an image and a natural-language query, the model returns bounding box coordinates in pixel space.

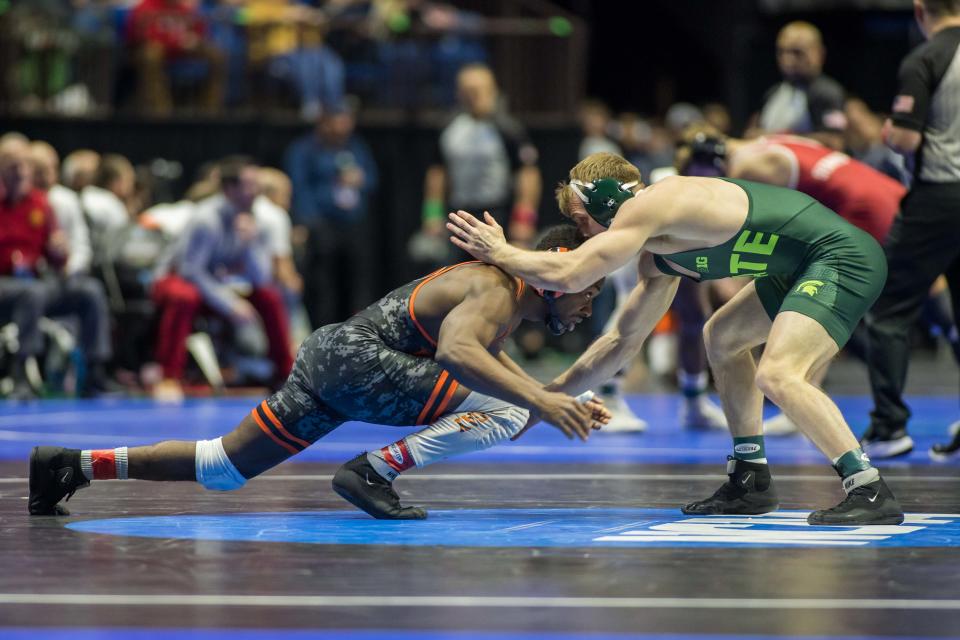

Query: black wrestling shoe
[332,453,427,520]
[860,426,914,459]
[681,457,779,516]
[930,420,960,461]
[807,476,904,526]
[28,446,89,515]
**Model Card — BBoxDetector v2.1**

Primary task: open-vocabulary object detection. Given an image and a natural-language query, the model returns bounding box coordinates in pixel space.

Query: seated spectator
[81,154,136,244]
[256,167,303,298]
[285,102,378,327]
[246,0,345,119]
[29,141,93,277]
[0,136,116,399]
[151,156,292,399]
[61,149,101,193]
[2,3,75,113]
[127,0,226,115]
[184,160,222,203]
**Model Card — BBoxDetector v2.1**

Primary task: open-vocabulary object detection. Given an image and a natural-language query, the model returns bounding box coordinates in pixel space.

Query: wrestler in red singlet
[753,134,905,243]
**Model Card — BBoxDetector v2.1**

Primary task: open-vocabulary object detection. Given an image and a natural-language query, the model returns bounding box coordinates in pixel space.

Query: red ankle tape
[90,449,117,480]
[382,440,415,472]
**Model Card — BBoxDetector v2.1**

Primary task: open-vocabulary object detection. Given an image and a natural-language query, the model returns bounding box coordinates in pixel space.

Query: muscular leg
[683,282,778,516]
[335,391,531,520]
[754,313,854,459]
[29,372,342,515]
[756,311,903,525]
[763,345,832,437]
[125,414,295,482]
[702,281,772,437]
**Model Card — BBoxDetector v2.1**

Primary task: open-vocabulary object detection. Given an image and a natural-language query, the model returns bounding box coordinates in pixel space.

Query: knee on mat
[195,437,248,491]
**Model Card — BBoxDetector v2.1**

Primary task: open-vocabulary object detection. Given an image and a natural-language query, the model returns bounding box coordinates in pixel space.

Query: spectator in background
[748,21,847,150]
[614,113,673,185]
[420,64,541,258]
[664,102,704,141]
[61,149,100,193]
[0,135,63,399]
[127,0,226,115]
[845,97,911,186]
[578,99,621,160]
[0,136,115,398]
[702,102,732,135]
[255,167,303,299]
[67,0,119,114]
[29,141,93,277]
[285,102,378,328]
[151,156,292,399]
[81,154,136,238]
[246,0,345,120]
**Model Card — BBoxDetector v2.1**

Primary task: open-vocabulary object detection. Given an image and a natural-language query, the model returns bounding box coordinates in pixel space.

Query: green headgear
[569,177,639,228]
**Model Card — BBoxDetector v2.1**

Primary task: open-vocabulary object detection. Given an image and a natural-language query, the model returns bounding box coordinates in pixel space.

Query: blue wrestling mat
[0,395,960,465]
[1,394,958,466]
[67,508,960,549]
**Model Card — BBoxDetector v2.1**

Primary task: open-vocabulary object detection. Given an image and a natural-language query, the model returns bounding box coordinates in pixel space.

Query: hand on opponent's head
[447,210,508,263]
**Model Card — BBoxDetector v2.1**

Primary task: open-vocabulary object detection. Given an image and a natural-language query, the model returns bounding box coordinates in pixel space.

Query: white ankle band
[842,468,880,494]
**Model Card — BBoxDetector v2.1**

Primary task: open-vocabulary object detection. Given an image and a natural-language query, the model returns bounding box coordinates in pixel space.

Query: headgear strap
[535,247,571,335]
[569,177,639,228]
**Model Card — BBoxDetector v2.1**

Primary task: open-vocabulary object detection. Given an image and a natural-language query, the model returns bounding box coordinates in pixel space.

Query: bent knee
[703,315,743,363]
[195,437,248,491]
[754,361,803,402]
[466,406,529,449]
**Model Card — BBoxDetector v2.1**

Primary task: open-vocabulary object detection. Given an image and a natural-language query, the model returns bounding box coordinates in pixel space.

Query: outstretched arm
[549,262,680,395]
[447,197,656,293]
[496,350,542,389]
[447,179,681,292]
[435,283,596,440]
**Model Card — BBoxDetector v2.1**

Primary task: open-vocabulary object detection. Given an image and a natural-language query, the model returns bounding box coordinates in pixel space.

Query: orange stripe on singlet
[430,379,461,423]
[513,278,526,301]
[260,401,311,449]
[408,262,482,347]
[407,264,524,424]
[251,407,300,455]
[416,370,449,425]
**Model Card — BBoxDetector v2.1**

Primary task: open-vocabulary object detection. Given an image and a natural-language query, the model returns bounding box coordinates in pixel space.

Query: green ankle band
[733,435,766,461]
[834,447,874,479]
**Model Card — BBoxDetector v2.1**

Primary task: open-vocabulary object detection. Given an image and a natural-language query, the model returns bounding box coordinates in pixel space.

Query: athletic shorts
[256,320,461,453]
[754,218,888,348]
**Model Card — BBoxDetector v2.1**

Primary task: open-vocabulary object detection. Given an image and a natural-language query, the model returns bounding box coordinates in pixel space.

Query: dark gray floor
[3,461,960,637]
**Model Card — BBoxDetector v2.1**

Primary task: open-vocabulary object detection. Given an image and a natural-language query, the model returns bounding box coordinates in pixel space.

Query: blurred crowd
[0,0,489,118]
[0,97,378,401]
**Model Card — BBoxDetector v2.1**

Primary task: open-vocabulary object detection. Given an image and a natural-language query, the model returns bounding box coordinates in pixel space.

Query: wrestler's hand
[447,210,508,264]
[511,393,610,441]
[534,391,595,442]
[584,397,611,429]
